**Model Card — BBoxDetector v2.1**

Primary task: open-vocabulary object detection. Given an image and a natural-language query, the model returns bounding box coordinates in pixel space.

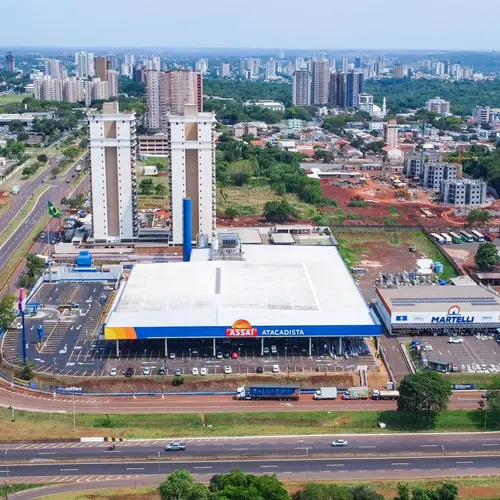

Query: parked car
[256,366,264,374]
[224,366,232,374]
[169,352,176,360]
[223,352,230,358]
[271,345,278,355]
[165,442,186,451]
[191,349,199,356]
[174,368,183,376]
[263,347,270,355]
[216,351,223,359]
[272,365,280,373]
[143,367,151,376]
[191,367,199,376]
[331,439,347,447]
[124,367,134,377]
[158,367,166,376]
[200,367,208,376]
[231,352,238,359]
[448,336,463,344]
[109,368,118,376]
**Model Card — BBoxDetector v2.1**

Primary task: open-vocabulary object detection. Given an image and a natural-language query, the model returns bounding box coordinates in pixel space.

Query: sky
[2,0,499,51]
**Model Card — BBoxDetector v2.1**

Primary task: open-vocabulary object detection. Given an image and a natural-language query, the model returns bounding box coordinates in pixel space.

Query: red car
[231,352,239,359]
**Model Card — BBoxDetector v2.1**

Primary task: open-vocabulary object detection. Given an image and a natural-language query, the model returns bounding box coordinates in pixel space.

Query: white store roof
[107,245,376,329]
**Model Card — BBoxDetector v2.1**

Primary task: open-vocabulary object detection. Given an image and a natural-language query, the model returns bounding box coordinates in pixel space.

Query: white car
[191,367,199,376]
[143,367,151,376]
[272,365,280,373]
[423,345,433,351]
[331,439,347,447]
[109,368,118,376]
[224,365,232,374]
[448,336,463,344]
[271,345,278,354]
[200,367,208,376]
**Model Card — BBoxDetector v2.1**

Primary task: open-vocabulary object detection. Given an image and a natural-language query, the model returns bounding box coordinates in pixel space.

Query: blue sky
[2,0,498,50]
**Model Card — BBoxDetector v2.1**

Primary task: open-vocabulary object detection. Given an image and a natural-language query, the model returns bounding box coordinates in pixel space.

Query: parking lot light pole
[72,390,76,432]
[161,372,164,399]
[189,348,192,371]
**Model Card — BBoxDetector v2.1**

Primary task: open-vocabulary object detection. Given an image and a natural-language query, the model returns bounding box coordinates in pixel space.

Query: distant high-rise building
[341,57,348,73]
[346,70,364,108]
[33,76,63,101]
[292,69,312,106]
[95,56,109,82]
[107,53,117,71]
[473,105,491,124]
[355,56,362,69]
[167,104,217,245]
[358,93,374,115]
[266,59,276,79]
[88,102,138,243]
[220,62,231,78]
[329,72,346,108]
[146,69,203,131]
[5,52,15,72]
[393,63,405,78]
[196,58,208,74]
[44,59,67,80]
[425,96,451,116]
[132,65,145,83]
[435,61,446,76]
[295,57,306,70]
[252,58,261,75]
[384,119,399,147]
[311,59,329,105]
[75,51,95,78]
[329,58,336,71]
[63,77,84,103]
[108,70,119,98]
[152,57,161,71]
[378,55,386,72]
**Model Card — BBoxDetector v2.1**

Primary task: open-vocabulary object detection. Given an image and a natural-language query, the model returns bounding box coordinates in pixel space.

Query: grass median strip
[0,408,496,441]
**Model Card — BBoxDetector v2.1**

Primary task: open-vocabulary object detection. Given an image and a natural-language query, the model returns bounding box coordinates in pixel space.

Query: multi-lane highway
[0,381,485,413]
[2,433,500,462]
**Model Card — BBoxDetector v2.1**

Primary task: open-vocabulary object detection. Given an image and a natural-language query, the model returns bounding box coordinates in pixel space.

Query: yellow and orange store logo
[226,319,258,337]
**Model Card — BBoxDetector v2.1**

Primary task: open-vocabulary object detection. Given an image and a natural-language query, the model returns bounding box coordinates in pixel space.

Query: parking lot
[423,335,500,373]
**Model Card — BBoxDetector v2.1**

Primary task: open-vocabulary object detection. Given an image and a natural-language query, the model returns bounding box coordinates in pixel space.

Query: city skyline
[2,0,500,51]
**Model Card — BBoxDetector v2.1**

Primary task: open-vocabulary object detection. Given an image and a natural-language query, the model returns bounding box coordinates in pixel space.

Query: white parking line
[126,467,145,471]
[261,465,279,468]
[193,466,212,469]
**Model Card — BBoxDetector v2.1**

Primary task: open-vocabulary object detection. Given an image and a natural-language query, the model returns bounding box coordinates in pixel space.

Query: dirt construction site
[320,173,460,227]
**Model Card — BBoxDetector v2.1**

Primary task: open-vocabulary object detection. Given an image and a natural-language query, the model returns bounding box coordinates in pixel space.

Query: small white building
[244,100,285,112]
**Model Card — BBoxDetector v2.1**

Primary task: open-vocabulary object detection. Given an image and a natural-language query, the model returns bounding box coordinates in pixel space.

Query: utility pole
[72,390,76,432]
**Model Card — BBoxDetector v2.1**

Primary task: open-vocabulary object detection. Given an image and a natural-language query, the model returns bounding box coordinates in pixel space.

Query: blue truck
[235,384,300,401]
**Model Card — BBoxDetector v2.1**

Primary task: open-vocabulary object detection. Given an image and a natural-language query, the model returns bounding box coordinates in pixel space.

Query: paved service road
[0,382,486,414]
[1,455,500,479]
[2,433,500,461]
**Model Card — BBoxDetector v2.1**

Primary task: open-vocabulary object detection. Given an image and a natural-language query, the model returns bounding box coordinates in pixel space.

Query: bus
[430,232,445,244]
[449,232,462,244]
[471,230,485,242]
[440,233,452,245]
[460,230,474,242]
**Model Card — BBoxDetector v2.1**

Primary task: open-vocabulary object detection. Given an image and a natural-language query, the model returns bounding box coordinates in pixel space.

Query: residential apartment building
[346,70,364,108]
[95,56,109,81]
[62,77,84,103]
[292,69,312,106]
[404,151,442,178]
[329,72,346,108]
[44,59,67,80]
[107,70,119,98]
[425,96,451,116]
[33,76,63,101]
[145,69,203,132]
[167,104,216,245]
[473,105,491,124]
[383,119,399,147]
[311,59,329,105]
[5,52,15,72]
[220,62,231,78]
[393,63,405,78]
[196,58,208,74]
[420,163,457,191]
[440,179,487,205]
[75,51,94,78]
[358,93,374,116]
[138,135,169,156]
[88,102,138,242]
[266,59,276,79]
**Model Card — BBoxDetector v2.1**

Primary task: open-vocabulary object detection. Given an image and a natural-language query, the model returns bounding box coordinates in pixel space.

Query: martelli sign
[431,305,474,324]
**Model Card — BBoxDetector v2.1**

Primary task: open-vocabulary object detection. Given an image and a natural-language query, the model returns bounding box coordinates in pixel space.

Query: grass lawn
[443,372,498,389]
[137,175,169,210]
[0,93,26,106]
[0,407,496,441]
[0,483,44,497]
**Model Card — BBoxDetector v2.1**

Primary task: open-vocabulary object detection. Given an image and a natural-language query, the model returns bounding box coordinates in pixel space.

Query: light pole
[441,444,445,470]
[72,389,76,432]
[161,371,165,399]
[189,348,192,371]
[305,447,310,478]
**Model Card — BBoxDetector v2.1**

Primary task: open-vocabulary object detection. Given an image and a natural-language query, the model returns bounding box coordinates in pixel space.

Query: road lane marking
[60,468,79,471]
[359,445,376,448]
[193,466,212,469]
[482,443,498,446]
[457,461,473,464]
[326,464,345,467]
[231,448,249,451]
[420,444,438,447]
[126,467,145,471]
[261,465,279,468]
[391,463,409,465]
[38,452,56,455]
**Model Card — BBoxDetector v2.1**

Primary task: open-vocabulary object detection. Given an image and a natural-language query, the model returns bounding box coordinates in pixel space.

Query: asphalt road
[1,455,500,479]
[2,433,500,461]
[0,382,486,414]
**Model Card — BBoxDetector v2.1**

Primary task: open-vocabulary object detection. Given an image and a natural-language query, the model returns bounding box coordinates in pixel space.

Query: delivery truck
[372,389,399,400]
[313,387,337,400]
[342,387,369,400]
[235,384,300,401]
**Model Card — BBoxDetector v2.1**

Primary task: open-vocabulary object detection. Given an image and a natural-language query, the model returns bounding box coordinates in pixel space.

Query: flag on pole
[48,200,62,218]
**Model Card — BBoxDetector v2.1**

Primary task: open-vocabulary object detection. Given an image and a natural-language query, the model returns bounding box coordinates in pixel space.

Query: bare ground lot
[333,230,458,301]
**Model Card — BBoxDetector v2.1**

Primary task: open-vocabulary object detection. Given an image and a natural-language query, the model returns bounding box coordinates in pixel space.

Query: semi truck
[342,387,369,400]
[372,389,400,400]
[313,387,337,400]
[235,384,300,401]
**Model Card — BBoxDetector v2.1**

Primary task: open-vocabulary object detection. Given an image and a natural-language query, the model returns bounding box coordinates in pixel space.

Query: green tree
[139,178,154,195]
[467,208,490,226]
[322,115,347,134]
[298,179,323,204]
[8,120,24,133]
[63,146,80,160]
[78,138,89,149]
[227,159,254,186]
[0,294,16,331]
[17,360,35,381]
[37,153,48,163]
[474,242,500,270]
[263,200,298,223]
[26,254,45,278]
[292,483,352,500]
[155,183,168,198]
[397,371,452,424]
[158,470,208,500]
